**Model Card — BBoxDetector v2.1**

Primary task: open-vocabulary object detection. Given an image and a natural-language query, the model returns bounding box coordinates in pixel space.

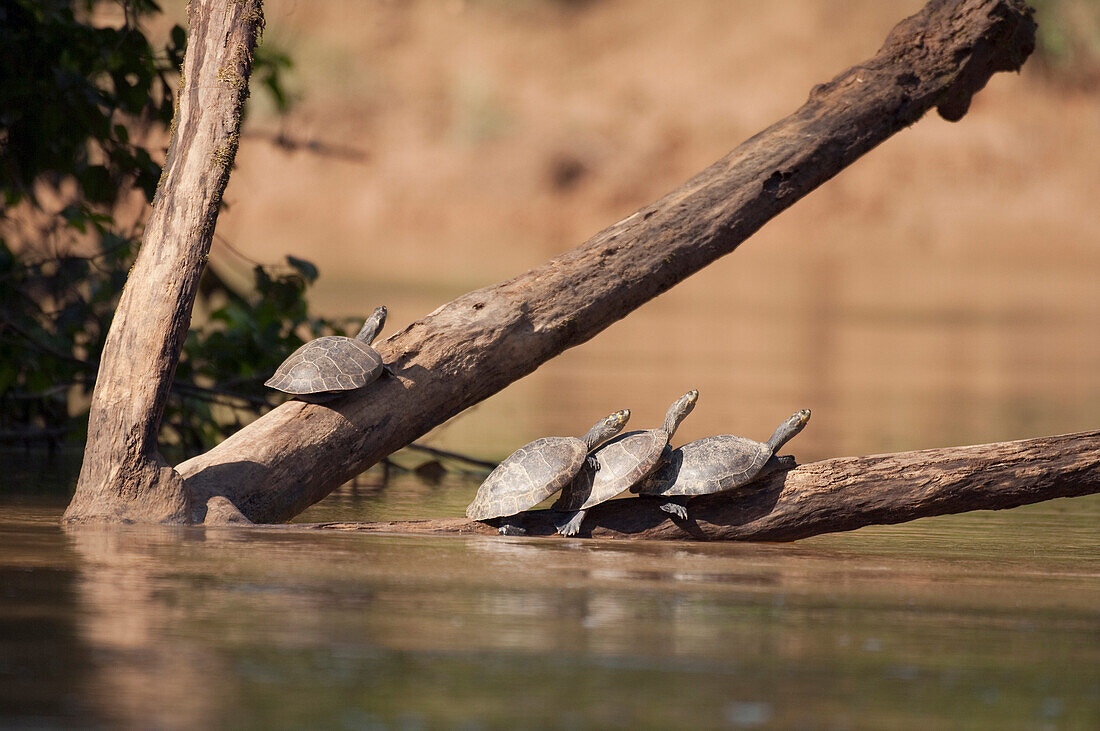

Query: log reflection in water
[68,528,227,729]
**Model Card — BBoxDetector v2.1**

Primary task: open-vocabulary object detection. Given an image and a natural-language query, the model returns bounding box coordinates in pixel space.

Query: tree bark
[177,0,1038,524]
[64,1,264,523]
[306,430,1100,541]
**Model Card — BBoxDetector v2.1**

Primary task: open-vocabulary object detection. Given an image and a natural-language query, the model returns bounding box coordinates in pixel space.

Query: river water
[2,462,1098,728]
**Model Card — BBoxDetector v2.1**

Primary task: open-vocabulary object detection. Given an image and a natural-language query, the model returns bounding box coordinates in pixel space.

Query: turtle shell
[265,336,384,397]
[466,437,587,520]
[553,429,667,511]
[633,435,771,496]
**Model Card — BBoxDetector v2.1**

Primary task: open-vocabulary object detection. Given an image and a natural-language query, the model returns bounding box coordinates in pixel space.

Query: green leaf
[0,364,17,393]
[170,24,186,53]
[60,204,87,233]
[286,255,319,283]
[78,165,113,204]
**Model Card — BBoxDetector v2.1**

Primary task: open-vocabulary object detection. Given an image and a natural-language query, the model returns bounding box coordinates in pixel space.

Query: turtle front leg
[659,498,688,520]
[554,509,587,537]
[494,516,527,536]
[756,454,797,480]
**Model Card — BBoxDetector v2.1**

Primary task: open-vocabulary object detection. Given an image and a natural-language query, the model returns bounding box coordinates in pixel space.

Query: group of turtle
[263,309,811,538]
[466,391,811,536]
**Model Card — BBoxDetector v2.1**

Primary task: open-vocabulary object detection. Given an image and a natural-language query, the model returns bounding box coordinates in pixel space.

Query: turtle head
[766,409,811,452]
[582,409,630,449]
[355,306,388,344]
[662,389,699,437]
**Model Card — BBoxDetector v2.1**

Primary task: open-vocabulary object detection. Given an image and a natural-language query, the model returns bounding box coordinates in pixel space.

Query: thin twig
[243,129,370,163]
[0,426,71,443]
[171,381,269,408]
[403,442,498,470]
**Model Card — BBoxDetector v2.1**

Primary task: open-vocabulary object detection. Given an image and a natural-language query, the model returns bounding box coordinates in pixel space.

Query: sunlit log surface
[302,431,1099,541]
[177,0,1040,524]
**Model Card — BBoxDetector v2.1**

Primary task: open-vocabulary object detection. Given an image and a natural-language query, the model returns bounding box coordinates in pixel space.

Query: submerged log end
[203,496,255,526]
[63,459,192,525]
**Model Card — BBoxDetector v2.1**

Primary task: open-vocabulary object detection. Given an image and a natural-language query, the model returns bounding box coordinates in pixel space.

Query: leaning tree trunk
[175,0,1041,524]
[294,431,1099,541]
[64,1,264,523]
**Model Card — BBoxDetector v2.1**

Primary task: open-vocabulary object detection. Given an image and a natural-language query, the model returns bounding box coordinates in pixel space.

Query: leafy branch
[0,1,345,455]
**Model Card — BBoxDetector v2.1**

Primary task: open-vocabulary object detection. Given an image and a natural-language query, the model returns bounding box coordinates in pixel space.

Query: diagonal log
[178,0,1038,524]
[64,1,265,523]
[308,430,1100,541]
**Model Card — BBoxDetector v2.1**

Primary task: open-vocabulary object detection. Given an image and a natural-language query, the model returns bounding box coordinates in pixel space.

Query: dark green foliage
[0,212,349,457]
[0,0,180,206]
[0,0,344,456]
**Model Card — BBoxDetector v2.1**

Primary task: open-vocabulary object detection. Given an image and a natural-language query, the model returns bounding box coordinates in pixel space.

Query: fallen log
[306,430,1100,541]
[174,0,1040,525]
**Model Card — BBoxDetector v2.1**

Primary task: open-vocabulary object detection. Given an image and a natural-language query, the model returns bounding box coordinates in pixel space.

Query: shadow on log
[304,431,1100,541]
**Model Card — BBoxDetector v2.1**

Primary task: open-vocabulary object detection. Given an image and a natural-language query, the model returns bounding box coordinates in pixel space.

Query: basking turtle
[633,409,811,518]
[553,390,698,536]
[265,305,389,403]
[467,410,631,535]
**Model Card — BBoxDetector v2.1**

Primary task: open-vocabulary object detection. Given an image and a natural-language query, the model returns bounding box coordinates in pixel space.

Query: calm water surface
[2,467,1098,729]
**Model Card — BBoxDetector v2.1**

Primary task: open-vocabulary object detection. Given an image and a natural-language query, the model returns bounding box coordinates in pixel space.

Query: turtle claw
[555,510,586,537]
[660,501,688,520]
[498,523,527,536]
[773,454,797,470]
